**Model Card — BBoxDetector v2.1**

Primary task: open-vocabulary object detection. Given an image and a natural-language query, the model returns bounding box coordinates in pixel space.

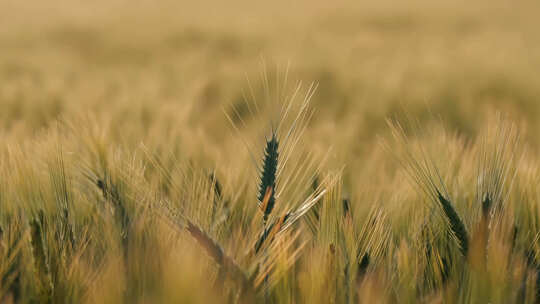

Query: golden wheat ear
[156,204,256,303]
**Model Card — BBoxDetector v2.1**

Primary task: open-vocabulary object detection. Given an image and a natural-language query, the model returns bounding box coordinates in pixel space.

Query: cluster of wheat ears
[0,75,539,303]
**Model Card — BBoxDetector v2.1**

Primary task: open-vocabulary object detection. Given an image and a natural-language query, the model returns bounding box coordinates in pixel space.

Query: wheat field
[1,0,540,303]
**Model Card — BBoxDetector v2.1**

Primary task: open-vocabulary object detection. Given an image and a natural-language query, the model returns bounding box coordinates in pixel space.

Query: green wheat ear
[258,132,279,221]
[481,195,492,220]
[437,191,469,257]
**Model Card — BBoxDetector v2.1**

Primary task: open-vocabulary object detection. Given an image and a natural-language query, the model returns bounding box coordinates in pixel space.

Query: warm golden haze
[0,0,539,303]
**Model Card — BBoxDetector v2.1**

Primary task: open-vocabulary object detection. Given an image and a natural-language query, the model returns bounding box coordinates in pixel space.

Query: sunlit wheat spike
[476,113,520,219]
[185,220,239,276]
[437,191,469,257]
[254,212,290,253]
[155,204,256,303]
[253,182,327,254]
[258,132,278,221]
[182,219,255,302]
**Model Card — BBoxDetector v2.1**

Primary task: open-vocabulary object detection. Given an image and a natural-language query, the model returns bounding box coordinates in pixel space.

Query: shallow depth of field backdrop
[1,0,540,303]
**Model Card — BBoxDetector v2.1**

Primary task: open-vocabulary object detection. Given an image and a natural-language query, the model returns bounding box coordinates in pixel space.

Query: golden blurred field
[1,0,540,303]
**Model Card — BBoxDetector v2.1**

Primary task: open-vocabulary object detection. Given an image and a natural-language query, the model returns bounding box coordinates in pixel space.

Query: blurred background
[1,0,539,157]
[2,2,540,302]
